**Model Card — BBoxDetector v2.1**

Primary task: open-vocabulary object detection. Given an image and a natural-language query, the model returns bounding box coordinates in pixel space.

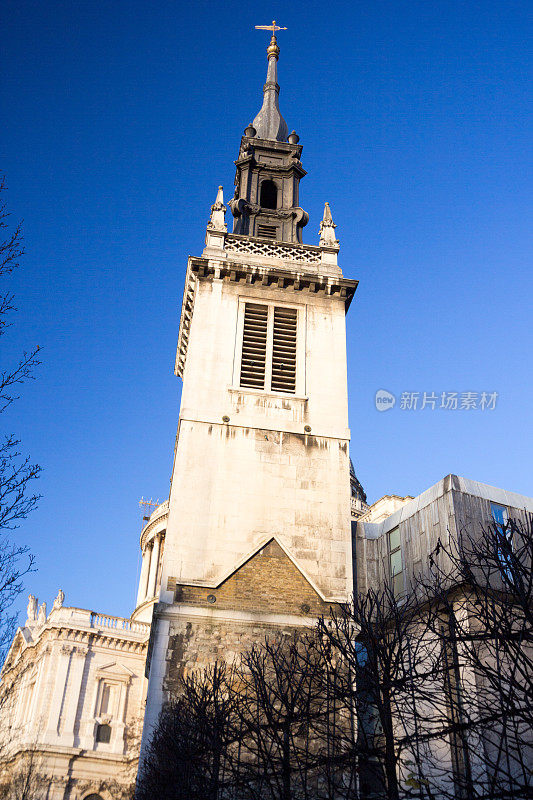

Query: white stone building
[132,500,168,624]
[0,498,169,800]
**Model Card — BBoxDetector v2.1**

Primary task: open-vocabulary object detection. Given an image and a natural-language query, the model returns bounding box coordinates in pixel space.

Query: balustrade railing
[225,234,321,264]
[90,613,149,634]
[351,496,369,516]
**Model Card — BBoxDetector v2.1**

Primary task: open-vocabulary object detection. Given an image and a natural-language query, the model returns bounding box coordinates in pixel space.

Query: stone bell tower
[140,27,358,748]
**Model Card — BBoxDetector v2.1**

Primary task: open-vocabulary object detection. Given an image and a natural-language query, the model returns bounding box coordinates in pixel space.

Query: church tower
[141,27,358,742]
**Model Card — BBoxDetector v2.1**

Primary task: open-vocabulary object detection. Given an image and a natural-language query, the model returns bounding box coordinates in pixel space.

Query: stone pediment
[95,661,135,681]
[0,627,33,675]
[170,537,335,619]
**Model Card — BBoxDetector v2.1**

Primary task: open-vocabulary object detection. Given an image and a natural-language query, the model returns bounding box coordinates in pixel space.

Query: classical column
[27,653,46,730]
[147,535,161,599]
[111,679,130,754]
[80,677,101,750]
[136,547,151,607]
[44,644,72,741]
[59,646,87,747]
[12,675,28,730]
[143,544,153,600]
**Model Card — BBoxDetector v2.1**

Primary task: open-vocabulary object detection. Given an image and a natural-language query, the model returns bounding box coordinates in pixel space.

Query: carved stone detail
[225,235,320,264]
[37,602,47,626]
[52,589,65,610]
[319,202,339,249]
[207,186,227,232]
[26,594,38,625]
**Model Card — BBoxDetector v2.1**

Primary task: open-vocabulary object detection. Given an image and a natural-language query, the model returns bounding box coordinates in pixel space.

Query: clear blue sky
[2,0,531,621]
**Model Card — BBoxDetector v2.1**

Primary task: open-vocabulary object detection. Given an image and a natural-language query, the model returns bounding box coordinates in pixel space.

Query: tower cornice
[237,135,303,159]
[175,254,357,379]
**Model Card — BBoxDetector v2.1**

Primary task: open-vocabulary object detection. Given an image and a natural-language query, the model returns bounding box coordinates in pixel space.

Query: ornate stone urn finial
[37,602,47,626]
[203,186,228,256]
[53,588,65,610]
[319,202,339,248]
[26,594,38,626]
[207,186,227,232]
[319,202,340,271]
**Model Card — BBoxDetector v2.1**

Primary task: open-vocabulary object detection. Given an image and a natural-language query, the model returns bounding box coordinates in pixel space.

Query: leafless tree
[318,515,533,800]
[136,661,238,800]
[136,635,343,800]
[416,515,533,800]
[0,745,48,800]
[317,583,455,800]
[0,177,39,660]
[228,632,352,800]
[136,518,532,800]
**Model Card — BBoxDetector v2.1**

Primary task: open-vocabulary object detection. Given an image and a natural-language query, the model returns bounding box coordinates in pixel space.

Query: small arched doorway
[260,180,277,209]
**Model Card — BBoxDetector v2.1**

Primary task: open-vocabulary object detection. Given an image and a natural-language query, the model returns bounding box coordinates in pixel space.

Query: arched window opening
[96,723,111,744]
[85,796,105,800]
[260,180,277,209]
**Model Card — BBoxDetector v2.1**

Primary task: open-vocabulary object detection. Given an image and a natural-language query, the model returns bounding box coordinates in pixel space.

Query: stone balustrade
[225,233,321,263]
[140,500,169,549]
[90,613,149,634]
[22,604,151,639]
[148,499,169,520]
[351,496,369,518]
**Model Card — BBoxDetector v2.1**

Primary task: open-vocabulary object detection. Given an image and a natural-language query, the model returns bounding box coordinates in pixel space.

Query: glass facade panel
[491,502,513,580]
[389,527,400,552]
[388,527,403,597]
[393,573,404,596]
[491,502,508,527]
[390,549,403,575]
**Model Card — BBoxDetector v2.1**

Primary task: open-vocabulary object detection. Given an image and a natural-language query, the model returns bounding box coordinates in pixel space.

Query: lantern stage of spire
[228,22,309,243]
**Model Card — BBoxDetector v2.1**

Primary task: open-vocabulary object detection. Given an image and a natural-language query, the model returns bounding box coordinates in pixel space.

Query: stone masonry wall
[161,540,335,693]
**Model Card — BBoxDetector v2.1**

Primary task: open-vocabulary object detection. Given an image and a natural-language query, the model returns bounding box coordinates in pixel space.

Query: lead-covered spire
[229,22,307,243]
[252,27,289,142]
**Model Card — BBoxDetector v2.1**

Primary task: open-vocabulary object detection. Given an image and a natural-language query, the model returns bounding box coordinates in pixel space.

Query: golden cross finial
[255,20,287,38]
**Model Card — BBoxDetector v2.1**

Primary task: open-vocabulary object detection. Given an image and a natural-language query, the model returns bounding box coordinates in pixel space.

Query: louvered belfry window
[257,223,277,239]
[271,306,297,392]
[240,303,268,389]
[240,302,298,394]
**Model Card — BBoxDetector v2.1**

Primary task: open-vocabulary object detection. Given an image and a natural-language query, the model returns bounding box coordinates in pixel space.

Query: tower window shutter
[257,224,278,239]
[271,307,297,393]
[240,303,268,389]
[239,302,299,394]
